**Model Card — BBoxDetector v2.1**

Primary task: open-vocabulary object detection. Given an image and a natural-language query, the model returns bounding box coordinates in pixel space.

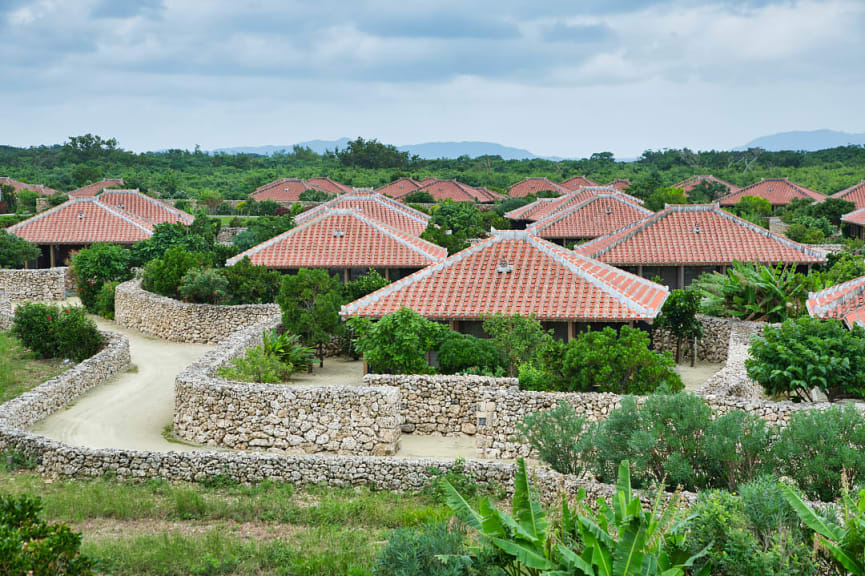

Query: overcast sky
[2,0,863,158]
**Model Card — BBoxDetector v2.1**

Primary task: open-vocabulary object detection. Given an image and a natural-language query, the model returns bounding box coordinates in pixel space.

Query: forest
[2,135,865,200]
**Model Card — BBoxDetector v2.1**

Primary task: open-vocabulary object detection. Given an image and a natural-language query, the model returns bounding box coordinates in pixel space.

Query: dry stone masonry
[115,279,281,343]
[0,267,68,301]
[652,315,732,363]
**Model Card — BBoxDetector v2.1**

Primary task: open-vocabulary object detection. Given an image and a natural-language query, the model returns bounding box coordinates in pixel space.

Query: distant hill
[743,130,865,152]
[212,138,541,160]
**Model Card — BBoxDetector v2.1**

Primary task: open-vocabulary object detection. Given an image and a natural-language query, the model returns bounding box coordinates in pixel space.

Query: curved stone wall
[0,267,68,301]
[652,315,732,363]
[115,279,281,343]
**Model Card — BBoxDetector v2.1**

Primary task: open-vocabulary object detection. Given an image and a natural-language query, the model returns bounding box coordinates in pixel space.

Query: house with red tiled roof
[576,204,826,289]
[391,179,505,204]
[508,177,567,198]
[68,178,125,198]
[607,179,631,192]
[559,176,599,190]
[527,194,652,245]
[251,177,352,203]
[294,191,429,236]
[227,208,446,282]
[306,177,353,195]
[0,177,59,197]
[831,180,865,211]
[8,197,155,267]
[419,177,437,185]
[341,230,669,340]
[97,189,193,226]
[673,175,740,197]
[505,187,644,229]
[841,205,865,241]
[718,178,824,211]
[375,177,421,198]
[807,276,865,329]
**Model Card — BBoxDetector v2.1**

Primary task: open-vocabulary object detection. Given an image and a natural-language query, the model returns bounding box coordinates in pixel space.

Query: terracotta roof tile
[607,178,632,192]
[226,208,446,269]
[97,189,193,225]
[251,177,351,202]
[295,192,429,236]
[559,176,599,190]
[306,177,353,195]
[8,197,154,244]
[342,230,669,322]
[841,205,865,226]
[375,177,421,197]
[807,276,865,328]
[505,187,643,222]
[831,180,865,211]
[0,177,59,196]
[673,175,740,196]
[576,204,826,266]
[68,178,125,198]
[528,194,652,241]
[392,179,505,203]
[508,177,567,198]
[718,178,824,207]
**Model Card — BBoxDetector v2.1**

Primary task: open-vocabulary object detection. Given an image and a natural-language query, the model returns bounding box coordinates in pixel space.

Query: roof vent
[332,228,345,238]
[604,206,613,215]
[768,186,773,192]
[496,258,513,274]
[118,202,125,209]
[77,212,85,220]
[693,224,701,234]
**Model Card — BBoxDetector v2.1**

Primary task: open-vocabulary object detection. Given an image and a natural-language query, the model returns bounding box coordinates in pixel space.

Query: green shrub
[298,189,335,202]
[216,346,290,383]
[12,303,102,362]
[232,213,297,251]
[654,287,704,363]
[278,269,343,368]
[738,476,804,546]
[349,307,447,374]
[747,317,865,402]
[482,313,552,377]
[142,246,211,299]
[435,332,504,375]
[786,223,824,244]
[93,281,118,319]
[70,242,132,309]
[516,362,549,390]
[220,257,281,304]
[515,401,592,476]
[343,268,389,303]
[261,329,314,373]
[695,260,806,322]
[702,410,773,491]
[373,522,470,576]
[0,230,40,268]
[174,199,191,212]
[772,405,865,501]
[401,190,435,204]
[178,267,230,304]
[0,494,96,575]
[11,302,56,358]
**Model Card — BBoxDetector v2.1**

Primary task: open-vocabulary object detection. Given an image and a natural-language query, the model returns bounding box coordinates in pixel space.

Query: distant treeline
[2,135,865,199]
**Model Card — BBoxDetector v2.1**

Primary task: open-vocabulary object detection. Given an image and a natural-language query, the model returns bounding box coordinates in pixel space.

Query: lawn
[0,331,68,405]
[0,470,460,575]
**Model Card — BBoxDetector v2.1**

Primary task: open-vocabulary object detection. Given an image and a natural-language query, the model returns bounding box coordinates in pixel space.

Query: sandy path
[31,317,212,452]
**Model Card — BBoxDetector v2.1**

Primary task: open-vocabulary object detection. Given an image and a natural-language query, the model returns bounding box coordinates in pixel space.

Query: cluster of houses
[6,172,865,336]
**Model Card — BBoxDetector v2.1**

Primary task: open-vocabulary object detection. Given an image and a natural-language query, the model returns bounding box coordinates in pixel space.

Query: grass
[0,331,68,404]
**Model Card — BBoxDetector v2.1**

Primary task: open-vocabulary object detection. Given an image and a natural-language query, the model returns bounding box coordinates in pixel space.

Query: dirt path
[31,317,212,452]
[71,518,304,541]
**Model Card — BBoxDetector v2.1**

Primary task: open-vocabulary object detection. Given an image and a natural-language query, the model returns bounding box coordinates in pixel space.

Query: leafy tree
[220,256,282,304]
[687,179,731,203]
[482,313,553,377]
[298,189,335,202]
[0,183,16,211]
[178,267,230,304]
[626,170,664,200]
[0,230,40,268]
[746,317,865,402]
[402,190,435,204]
[232,212,298,252]
[336,137,416,169]
[197,189,223,212]
[435,331,505,375]
[343,268,389,302]
[348,307,447,374]
[421,200,486,254]
[655,288,704,363]
[70,165,101,188]
[695,261,806,322]
[811,197,856,224]
[646,186,687,211]
[48,193,68,207]
[70,243,133,309]
[277,268,344,368]
[732,195,772,220]
[141,246,212,299]
[15,189,39,213]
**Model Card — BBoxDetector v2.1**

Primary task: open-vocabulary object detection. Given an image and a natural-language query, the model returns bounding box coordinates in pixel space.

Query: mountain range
[741,130,865,152]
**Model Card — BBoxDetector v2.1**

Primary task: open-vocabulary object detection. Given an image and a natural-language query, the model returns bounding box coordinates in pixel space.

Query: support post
[49,244,56,268]
[678,266,685,289]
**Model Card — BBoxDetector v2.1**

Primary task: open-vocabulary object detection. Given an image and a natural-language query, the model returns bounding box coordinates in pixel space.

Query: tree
[197,189,223,213]
[232,212,297,252]
[402,190,435,204]
[421,200,486,254]
[343,268,389,302]
[732,195,772,219]
[277,269,344,368]
[348,307,447,374]
[0,230,40,268]
[336,137,415,169]
[70,243,133,309]
[482,313,553,377]
[810,197,855,225]
[655,287,704,363]
[0,183,16,211]
[646,186,687,211]
[298,189,335,202]
[687,179,731,203]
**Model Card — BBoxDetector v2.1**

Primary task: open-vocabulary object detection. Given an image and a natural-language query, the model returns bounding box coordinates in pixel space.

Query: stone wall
[363,373,518,435]
[115,279,281,343]
[0,267,67,301]
[0,297,12,330]
[216,227,247,246]
[652,315,732,363]
[174,319,401,455]
[697,319,766,399]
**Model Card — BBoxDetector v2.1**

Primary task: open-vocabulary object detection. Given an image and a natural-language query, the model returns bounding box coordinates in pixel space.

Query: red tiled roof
[559,176,599,190]
[575,204,826,266]
[341,230,668,322]
[375,178,421,197]
[505,187,644,222]
[841,205,865,226]
[97,189,194,225]
[392,179,504,203]
[607,179,631,192]
[8,197,154,245]
[306,177,353,195]
[295,192,429,236]
[226,208,446,269]
[831,180,865,211]
[419,177,437,185]
[718,178,824,207]
[69,178,125,198]
[508,177,567,198]
[807,276,865,329]
[673,175,740,196]
[527,194,652,241]
[251,177,351,202]
[0,177,59,196]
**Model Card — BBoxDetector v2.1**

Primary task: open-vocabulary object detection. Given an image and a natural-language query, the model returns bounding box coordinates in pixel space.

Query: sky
[1,0,864,158]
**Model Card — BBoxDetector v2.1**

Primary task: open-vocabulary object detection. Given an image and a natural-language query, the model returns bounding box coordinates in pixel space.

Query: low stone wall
[216,227,247,246]
[115,279,281,343]
[697,320,766,399]
[652,315,732,363]
[174,319,401,455]
[0,297,12,330]
[363,373,518,435]
[0,267,67,301]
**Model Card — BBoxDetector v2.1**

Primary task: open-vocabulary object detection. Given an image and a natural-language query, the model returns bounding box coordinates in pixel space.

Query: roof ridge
[99,189,193,223]
[93,199,155,233]
[807,276,865,316]
[529,194,651,232]
[7,198,79,233]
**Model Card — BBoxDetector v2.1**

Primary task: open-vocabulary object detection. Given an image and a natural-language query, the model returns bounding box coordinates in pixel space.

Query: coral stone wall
[115,279,281,343]
[652,315,732,363]
[0,297,12,330]
[174,319,401,455]
[216,227,247,246]
[0,267,67,301]
[363,373,518,435]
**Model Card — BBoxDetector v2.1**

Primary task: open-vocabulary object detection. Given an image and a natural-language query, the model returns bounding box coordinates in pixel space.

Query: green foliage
[821,250,865,286]
[15,189,39,213]
[261,329,315,373]
[178,267,230,304]
[733,195,773,218]
[695,260,806,322]
[220,257,282,304]
[343,268,389,302]
[142,246,212,299]
[373,522,471,576]
[482,313,553,377]
[435,332,505,375]
[277,269,343,367]
[93,280,118,319]
[298,189,334,202]
[232,213,297,252]
[337,137,417,169]
[772,405,865,501]
[402,190,435,204]
[746,317,865,402]
[349,307,448,374]
[216,345,291,383]
[130,212,224,267]
[646,186,687,211]
[785,222,824,244]
[0,494,95,575]
[48,193,68,207]
[688,179,731,203]
[702,411,773,491]
[174,199,191,212]
[421,200,486,254]
[422,458,484,505]
[69,242,133,310]
[516,401,592,476]
[655,288,704,363]
[0,230,40,268]
[12,303,102,362]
